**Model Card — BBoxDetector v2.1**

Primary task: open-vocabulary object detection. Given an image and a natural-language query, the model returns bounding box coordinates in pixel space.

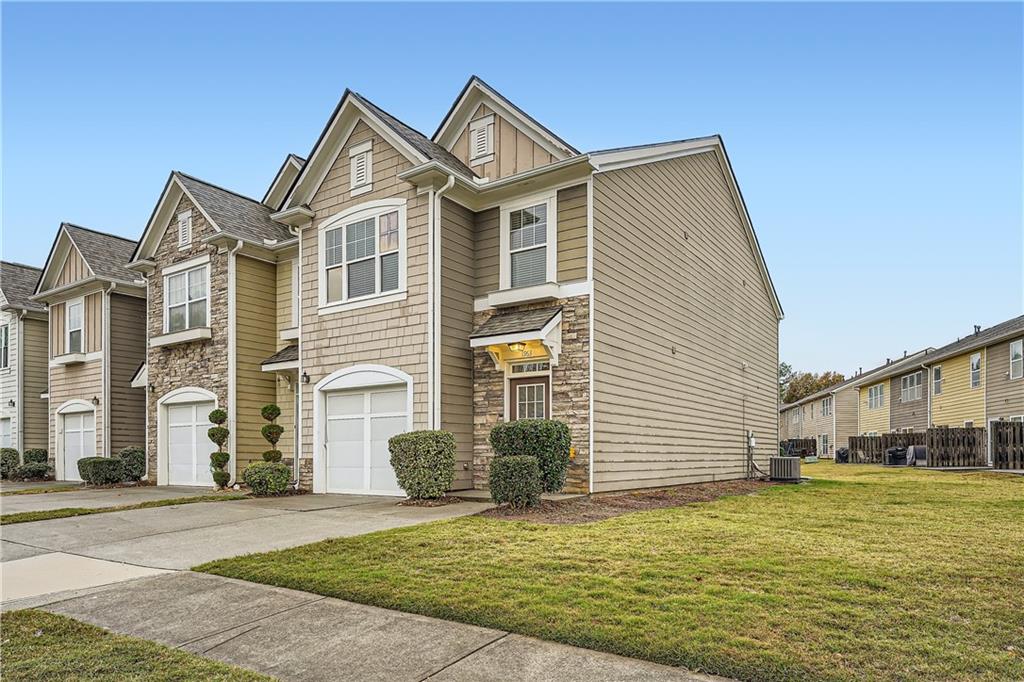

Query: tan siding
[451,104,556,181]
[473,208,499,296]
[890,369,929,431]
[440,198,475,489]
[986,338,1024,420]
[49,359,103,467]
[273,259,297,463]
[21,317,50,450]
[591,152,778,492]
[557,184,588,282]
[275,259,294,342]
[858,382,890,434]
[235,256,279,472]
[930,351,986,427]
[108,294,146,452]
[85,292,102,353]
[57,246,91,286]
[834,387,859,449]
[50,302,65,357]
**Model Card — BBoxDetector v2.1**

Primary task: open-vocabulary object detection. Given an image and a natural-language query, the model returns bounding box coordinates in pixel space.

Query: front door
[510,377,550,421]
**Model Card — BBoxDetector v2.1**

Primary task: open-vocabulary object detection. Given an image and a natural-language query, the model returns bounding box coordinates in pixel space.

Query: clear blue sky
[3,2,1021,376]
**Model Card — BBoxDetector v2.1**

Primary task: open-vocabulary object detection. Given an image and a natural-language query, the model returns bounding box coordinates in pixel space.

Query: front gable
[131,174,222,264]
[34,226,95,296]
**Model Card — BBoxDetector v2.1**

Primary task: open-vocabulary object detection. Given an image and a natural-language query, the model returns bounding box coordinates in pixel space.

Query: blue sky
[2,2,1021,376]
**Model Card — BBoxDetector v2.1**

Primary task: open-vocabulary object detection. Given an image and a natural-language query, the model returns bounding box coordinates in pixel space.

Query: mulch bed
[480,478,777,524]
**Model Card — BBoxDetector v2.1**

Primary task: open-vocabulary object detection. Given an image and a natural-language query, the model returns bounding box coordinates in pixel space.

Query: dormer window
[468,115,494,166]
[177,210,192,248]
[349,140,373,196]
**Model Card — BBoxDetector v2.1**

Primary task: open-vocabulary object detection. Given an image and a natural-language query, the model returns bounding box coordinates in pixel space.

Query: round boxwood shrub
[208,408,228,426]
[260,404,281,422]
[210,451,230,470]
[13,462,51,480]
[489,455,542,509]
[388,430,456,499]
[207,427,230,449]
[78,457,125,485]
[212,470,231,489]
[242,461,291,496]
[116,446,146,481]
[1,448,20,479]
[23,449,48,465]
[488,420,571,493]
[262,449,283,463]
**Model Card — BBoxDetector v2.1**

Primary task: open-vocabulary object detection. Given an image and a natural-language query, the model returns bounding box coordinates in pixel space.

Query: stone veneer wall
[145,194,230,481]
[473,294,590,493]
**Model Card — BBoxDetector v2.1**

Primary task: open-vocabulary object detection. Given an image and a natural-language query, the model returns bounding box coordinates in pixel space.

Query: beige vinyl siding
[108,294,146,452]
[986,339,1024,420]
[858,381,889,434]
[834,387,859,450]
[794,397,837,455]
[275,259,295,338]
[273,258,296,463]
[930,351,986,427]
[49,359,103,461]
[890,369,929,431]
[556,184,588,282]
[47,292,102,356]
[57,246,91,286]
[440,198,475,489]
[20,317,50,451]
[235,256,279,472]
[591,151,779,492]
[451,104,556,181]
[49,302,65,357]
[0,310,17,449]
[473,208,500,296]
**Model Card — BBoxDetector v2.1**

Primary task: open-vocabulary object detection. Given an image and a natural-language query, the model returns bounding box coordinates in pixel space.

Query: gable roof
[33,223,140,298]
[920,315,1024,366]
[262,153,305,209]
[780,348,932,411]
[0,261,45,312]
[433,76,579,159]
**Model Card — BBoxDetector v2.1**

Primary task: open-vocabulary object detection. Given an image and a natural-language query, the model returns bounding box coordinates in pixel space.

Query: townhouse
[31,224,147,480]
[0,262,48,454]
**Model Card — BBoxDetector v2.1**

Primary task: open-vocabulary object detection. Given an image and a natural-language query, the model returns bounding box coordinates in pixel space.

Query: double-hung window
[1010,340,1023,380]
[0,324,8,369]
[66,299,84,353]
[510,203,547,288]
[868,384,884,409]
[165,265,208,332]
[970,353,982,388]
[901,371,922,402]
[321,201,405,309]
[932,366,942,395]
[821,396,833,417]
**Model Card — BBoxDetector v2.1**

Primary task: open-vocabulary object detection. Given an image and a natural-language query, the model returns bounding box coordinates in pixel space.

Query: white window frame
[349,140,373,196]
[0,323,9,369]
[970,352,982,388]
[868,384,884,410]
[1010,339,1022,380]
[932,365,942,395]
[468,114,495,167]
[177,210,192,249]
[499,191,558,291]
[821,396,833,417]
[318,198,407,314]
[163,261,210,333]
[901,371,922,403]
[65,296,85,354]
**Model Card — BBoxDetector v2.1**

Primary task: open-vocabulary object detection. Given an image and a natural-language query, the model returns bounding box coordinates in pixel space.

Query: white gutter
[227,240,243,484]
[428,174,456,430]
[288,224,305,487]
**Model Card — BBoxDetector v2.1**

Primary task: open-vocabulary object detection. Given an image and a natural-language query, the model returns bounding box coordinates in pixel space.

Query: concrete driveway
[1,484,215,514]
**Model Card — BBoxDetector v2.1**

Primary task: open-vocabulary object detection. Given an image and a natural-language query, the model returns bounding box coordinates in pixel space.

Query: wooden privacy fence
[780,438,816,457]
[991,421,1024,470]
[847,432,926,463]
[926,427,988,468]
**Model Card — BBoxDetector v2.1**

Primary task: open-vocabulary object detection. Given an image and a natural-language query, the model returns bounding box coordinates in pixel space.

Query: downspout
[227,240,243,485]
[288,225,304,488]
[16,310,26,454]
[141,271,151,481]
[102,282,116,456]
[429,174,455,430]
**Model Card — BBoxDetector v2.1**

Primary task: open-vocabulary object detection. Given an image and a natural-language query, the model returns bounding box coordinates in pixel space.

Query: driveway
[1,484,215,513]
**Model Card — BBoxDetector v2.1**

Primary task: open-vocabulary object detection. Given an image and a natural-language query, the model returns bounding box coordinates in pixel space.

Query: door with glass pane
[62,411,96,481]
[325,387,406,495]
[166,402,215,486]
[510,377,550,421]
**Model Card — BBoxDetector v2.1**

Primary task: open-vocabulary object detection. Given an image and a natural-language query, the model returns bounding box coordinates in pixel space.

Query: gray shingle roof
[920,315,1024,366]
[262,344,298,366]
[352,92,478,179]
[176,172,294,244]
[0,261,45,312]
[471,307,562,339]
[63,224,139,284]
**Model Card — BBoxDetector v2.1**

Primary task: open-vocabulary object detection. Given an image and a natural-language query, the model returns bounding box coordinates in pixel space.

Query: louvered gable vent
[468,114,494,163]
[349,140,373,195]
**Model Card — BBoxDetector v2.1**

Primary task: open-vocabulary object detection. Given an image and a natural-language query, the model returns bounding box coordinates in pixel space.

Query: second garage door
[325,387,406,495]
[167,401,215,486]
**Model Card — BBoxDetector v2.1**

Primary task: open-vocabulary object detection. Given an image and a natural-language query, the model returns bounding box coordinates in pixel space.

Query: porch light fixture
[301,372,310,384]
[6,399,14,408]
[508,342,526,353]
[91,396,100,406]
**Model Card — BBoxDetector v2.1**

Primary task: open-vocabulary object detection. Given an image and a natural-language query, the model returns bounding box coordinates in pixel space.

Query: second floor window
[821,396,833,417]
[322,202,404,307]
[509,203,548,288]
[1010,339,1022,380]
[901,371,922,402]
[66,299,83,353]
[933,366,942,395]
[868,384,884,409]
[970,353,982,388]
[0,324,8,368]
[166,265,208,332]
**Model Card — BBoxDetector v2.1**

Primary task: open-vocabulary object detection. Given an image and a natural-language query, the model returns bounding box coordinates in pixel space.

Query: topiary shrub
[78,457,125,485]
[23,449,48,465]
[207,427,230,449]
[210,451,230,470]
[116,446,145,481]
[13,462,51,481]
[489,455,542,509]
[388,430,456,499]
[208,408,228,426]
[1,448,20,478]
[488,420,571,493]
[260,404,281,423]
[261,424,284,446]
[242,461,291,496]
[208,408,231,489]
[262,450,283,463]
[212,470,231,489]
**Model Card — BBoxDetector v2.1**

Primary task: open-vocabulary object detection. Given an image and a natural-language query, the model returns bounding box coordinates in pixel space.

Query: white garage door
[63,411,95,482]
[325,387,406,495]
[167,402,215,486]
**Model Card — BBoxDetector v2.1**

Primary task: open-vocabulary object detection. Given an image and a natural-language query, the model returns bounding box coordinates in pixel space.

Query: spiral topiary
[207,407,231,489]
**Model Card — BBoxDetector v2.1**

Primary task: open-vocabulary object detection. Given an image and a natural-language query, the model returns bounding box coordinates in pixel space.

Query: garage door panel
[371,390,405,413]
[370,415,404,492]
[166,401,215,486]
[327,393,364,416]
[324,387,407,495]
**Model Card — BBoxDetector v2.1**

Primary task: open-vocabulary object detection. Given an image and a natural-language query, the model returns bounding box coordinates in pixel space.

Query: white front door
[167,402,215,486]
[62,411,95,481]
[325,387,406,495]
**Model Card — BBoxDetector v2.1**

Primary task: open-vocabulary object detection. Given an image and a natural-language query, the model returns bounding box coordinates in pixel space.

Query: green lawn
[1,609,269,681]
[1,484,82,496]
[197,463,1024,682]
[1,494,247,525]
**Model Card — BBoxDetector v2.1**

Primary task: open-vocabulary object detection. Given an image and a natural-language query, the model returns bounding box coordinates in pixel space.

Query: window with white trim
[868,384,884,409]
[791,410,800,425]
[970,352,982,388]
[509,203,548,288]
[349,141,373,195]
[901,371,922,402]
[165,265,208,332]
[964,420,974,428]
[0,418,9,448]
[66,299,84,354]
[177,210,192,248]
[0,324,8,369]
[1010,339,1022,380]
[821,396,833,417]
[516,383,546,419]
[468,115,494,163]
[322,202,404,306]
[1011,415,1023,422]
[820,433,830,455]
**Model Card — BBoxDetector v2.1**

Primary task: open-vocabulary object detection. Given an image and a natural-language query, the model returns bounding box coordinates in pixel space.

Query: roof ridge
[351,91,432,143]
[62,222,137,244]
[174,170,270,210]
[589,134,721,155]
[1,260,43,272]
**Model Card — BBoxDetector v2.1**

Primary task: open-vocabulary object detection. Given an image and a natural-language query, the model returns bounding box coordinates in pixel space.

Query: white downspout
[16,310,26,454]
[102,282,116,456]
[141,271,151,480]
[289,225,305,487]
[227,240,243,484]
[429,174,456,430]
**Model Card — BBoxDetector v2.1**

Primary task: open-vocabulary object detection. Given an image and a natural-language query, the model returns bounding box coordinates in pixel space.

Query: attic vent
[468,115,494,165]
[349,140,373,195]
[177,211,192,248]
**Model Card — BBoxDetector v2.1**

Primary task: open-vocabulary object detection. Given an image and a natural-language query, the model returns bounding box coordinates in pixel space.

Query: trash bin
[885,446,908,466]
[835,447,850,464]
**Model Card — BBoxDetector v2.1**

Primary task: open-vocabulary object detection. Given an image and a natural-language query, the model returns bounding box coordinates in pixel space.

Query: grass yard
[1,494,247,525]
[1,484,82,496]
[1,609,269,681]
[197,464,1024,682]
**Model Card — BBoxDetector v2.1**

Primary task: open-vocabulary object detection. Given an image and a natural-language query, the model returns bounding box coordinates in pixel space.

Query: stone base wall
[473,294,590,493]
[298,457,313,491]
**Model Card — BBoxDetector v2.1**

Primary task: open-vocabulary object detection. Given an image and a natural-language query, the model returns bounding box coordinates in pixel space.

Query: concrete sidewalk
[0,485,216,514]
[32,571,725,682]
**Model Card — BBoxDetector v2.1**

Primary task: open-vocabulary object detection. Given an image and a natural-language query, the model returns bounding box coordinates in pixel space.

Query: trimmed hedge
[489,420,571,493]
[13,462,51,481]
[388,430,456,500]
[78,457,125,485]
[23,449,48,465]
[262,450,283,463]
[207,427,230,449]
[117,446,146,481]
[489,455,542,509]
[260,404,282,422]
[208,408,228,425]
[261,424,284,446]
[242,462,291,496]
[210,451,230,470]
[212,470,231,489]
[1,448,20,479]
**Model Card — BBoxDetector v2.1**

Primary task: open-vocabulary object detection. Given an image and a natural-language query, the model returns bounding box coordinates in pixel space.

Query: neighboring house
[128,171,299,487]
[256,75,783,495]
[852,351,934,436]
[31,224,146,481]
[0,262,48,454]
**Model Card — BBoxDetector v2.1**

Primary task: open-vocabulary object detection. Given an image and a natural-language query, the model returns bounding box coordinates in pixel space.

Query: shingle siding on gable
[451,104,556,180]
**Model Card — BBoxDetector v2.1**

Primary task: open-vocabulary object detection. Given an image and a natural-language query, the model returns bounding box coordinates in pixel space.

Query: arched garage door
[58,402,96,482]
[159,388,217,487]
